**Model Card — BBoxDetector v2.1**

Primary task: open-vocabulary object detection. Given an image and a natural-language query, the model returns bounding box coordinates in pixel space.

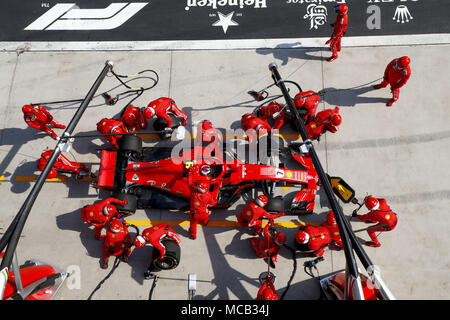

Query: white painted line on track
[1,34,450,52]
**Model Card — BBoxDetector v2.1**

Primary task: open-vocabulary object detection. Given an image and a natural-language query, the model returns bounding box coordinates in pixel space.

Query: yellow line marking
[137,133,302,141]
[0,176,4,181]
[126,220,320,228]
[15,176,67,182]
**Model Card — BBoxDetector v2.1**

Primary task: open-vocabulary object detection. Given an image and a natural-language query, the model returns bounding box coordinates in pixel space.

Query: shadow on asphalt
[255,42,327,65]
[320,85,390,107]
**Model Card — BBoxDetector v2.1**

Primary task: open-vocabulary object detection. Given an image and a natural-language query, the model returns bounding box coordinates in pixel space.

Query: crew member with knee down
[96,118,128,149]
[101,218,132,269]
[325,4,349,62]
[257,101,287,130]
[295,225,331,257]
[22,104,66,140]
[134,224,181,278]
[305,107,342,141]
[142,97,188,130]
[353,196,398,247]
[38,149,89,179]
[237,195,284,235]
[321,211,343,248]
[256,273,279,300]
[81,197,128,240]
[373,56,411,107]
[294,90,321,124]
[120,105,147,132]
[250,220,286,268]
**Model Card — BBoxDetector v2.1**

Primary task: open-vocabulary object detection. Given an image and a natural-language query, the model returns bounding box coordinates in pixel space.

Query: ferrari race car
[95,133,319,215]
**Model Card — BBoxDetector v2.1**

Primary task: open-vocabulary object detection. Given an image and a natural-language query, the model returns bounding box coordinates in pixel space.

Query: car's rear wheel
[117,135,142,159]
[151,239,181,270]
[112,192,138,214]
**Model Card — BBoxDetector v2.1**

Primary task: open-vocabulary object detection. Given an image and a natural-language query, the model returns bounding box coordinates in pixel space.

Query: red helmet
[262,288,275,300]
[111,126,124,139]
[103,205,117,216]
[196,182,209,193]
[331,113,342,126]
[143,106,156,119]
[255,195,268,207]
[109,218,122,233]
[122,111,136,126]
[326,211,337,225]
[365,197,379,211]
[295,231,310,244]
[335,4,348,14]
[22,104,35,115]
[274,232,286,246]
[397,56,411,69]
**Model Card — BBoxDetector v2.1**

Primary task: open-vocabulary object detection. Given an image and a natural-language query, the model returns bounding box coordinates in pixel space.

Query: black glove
[352,210,358,218]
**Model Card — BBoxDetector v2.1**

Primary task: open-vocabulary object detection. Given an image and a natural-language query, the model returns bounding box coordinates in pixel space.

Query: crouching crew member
[101,218,132,269]
[120,105,147,132]
[295,225,331,257]
[305,107,342,141]
[237,195,284,235]
[96,118,128,149]
[257,273,279,300]
[38,149,90,179]
[81,197,128,240]
[142,97,188,129]
[321,211,343,248]
[250,220,287,268]
[353,196,398,247]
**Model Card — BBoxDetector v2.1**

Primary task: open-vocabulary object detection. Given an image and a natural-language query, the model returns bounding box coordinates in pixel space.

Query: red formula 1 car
[95,134,319,215]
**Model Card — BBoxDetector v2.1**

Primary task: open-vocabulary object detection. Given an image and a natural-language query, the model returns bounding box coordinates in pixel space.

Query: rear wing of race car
[97,150,117,189]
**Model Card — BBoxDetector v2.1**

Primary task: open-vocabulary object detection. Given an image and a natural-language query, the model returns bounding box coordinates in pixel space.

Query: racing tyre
[118,135,142,156]
[265,196,284,213]
[151,239,181,270]
[153,115,181,131]
[112,192,138,214]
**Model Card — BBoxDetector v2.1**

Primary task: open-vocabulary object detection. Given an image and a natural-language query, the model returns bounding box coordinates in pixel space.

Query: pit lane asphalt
[0,44,449,300]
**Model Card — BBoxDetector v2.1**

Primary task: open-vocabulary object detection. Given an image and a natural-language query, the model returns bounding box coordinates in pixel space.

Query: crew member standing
[353,197,398,247]
[188,181,218,240]
[373,56,411,107]
[22,104,66,140]
[325,4,349,62]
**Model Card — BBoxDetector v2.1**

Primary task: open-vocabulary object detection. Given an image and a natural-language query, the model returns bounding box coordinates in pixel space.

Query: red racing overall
[257,101,286,130]
[237,201,284,235]
[120,105,147,132]
[374,57,411,106]
[96,118,128,149]
[81,197,127,240]
[22,104,66,140]
[143,97,188,128]
[294,90,320,124]
[38,150,89,179]
[134,224,181,259]
[326,4,348,62]
[356,198,398,247]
